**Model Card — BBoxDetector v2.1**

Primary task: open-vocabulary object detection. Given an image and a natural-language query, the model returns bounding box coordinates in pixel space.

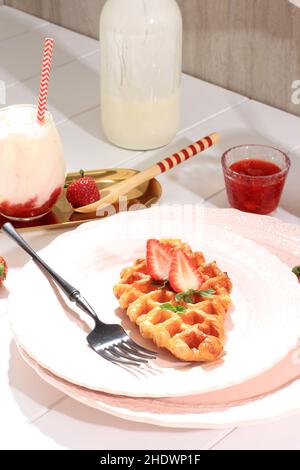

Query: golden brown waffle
[113,239,232,362]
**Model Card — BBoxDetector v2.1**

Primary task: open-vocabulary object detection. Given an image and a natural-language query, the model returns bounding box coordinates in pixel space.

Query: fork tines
[99,339,158,367]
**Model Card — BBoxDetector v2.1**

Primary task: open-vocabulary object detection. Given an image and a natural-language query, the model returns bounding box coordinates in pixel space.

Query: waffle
[113,239,232,362]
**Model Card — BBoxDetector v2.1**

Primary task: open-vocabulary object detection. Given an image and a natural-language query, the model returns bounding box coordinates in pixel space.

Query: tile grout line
[178,97,249,137]
[56,98,248,149]
[204,188,226,203]
[54,92,248,165]
[5,48,99,90]
[55,103,100,126]
[112,99,250,170]
[208,427,238,449]
[0,21,50,45]
[26,395,69,425]
[289,143,300,154]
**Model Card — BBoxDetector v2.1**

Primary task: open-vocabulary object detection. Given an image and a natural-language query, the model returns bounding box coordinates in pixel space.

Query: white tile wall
[0,5,47,42]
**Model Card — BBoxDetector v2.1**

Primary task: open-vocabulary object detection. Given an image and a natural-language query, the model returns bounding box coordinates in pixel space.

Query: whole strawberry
[66,170,100,209]
[0,256,8,287]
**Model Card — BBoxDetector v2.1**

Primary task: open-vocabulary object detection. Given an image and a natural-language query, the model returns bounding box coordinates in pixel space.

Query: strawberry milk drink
[0,104,65,220]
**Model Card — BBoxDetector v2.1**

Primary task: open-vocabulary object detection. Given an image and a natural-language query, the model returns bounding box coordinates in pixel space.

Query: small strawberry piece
[146,239,174,281]
[0,256,8,287]
[169,249,203,293]
[66,176,100,209]
[292,266,300,283]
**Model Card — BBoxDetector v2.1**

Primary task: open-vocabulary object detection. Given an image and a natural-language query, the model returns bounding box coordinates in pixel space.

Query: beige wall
[4,0,300,116]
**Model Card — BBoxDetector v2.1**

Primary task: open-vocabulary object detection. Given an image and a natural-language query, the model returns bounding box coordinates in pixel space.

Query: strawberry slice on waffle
[146,239,174,281]
[169,249,204,293]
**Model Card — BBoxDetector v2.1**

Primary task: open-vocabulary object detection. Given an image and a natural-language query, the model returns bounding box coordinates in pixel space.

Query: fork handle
[2,223,100,323]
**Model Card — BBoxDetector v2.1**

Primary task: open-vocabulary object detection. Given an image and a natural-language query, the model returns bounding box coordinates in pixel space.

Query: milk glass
[0,104,65,221]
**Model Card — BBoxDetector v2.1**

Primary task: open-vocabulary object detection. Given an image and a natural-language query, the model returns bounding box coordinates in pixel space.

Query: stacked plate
[8,206,300,428]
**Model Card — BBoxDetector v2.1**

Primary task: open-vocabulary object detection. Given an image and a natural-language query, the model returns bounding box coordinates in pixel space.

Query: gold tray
[0,168,162,232]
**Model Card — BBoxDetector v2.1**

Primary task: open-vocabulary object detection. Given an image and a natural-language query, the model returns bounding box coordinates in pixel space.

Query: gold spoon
[75,132,220,214]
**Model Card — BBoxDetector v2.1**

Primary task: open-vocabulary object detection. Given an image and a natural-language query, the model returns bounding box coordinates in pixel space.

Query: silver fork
[3,222,157,367]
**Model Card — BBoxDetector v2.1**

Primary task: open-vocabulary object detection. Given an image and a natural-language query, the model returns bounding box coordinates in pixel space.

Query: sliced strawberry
[0,256,8,288]
[146,239,174,281]
[169,249,203,293]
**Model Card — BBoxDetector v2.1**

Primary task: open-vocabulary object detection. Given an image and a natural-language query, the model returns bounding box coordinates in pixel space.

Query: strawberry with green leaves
[66,170,100,209]
[0,256,8,287]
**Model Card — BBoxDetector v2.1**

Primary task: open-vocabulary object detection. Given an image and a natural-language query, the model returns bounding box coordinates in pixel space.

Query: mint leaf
[199,288,216,298]
[175,288,215,303]
[160,303,186,313]
[175,291,193,303]
[0,264,4,277]
[292,266,300,277]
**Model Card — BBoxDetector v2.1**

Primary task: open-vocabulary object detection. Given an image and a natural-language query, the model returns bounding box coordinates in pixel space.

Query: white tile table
[0,5,299,450]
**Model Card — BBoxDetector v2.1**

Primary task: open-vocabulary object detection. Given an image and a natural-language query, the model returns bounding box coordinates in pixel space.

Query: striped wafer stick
[37,38,55,125]
[156,133,218,174]
[75,132,221,213]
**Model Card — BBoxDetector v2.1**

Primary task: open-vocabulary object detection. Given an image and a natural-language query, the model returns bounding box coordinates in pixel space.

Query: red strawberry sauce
[224,159,286,215]
[0,186,62,219]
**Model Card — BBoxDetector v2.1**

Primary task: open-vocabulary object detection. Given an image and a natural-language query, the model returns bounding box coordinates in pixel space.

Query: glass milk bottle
[100,0,182,150]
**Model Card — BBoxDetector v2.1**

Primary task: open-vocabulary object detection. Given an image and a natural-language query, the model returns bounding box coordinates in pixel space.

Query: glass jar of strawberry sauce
[221,145,291,215]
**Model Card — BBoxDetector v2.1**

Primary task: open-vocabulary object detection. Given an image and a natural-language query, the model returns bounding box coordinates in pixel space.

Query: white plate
[8,205,300,397]
[18,345,300,429]
[14,208,300,428]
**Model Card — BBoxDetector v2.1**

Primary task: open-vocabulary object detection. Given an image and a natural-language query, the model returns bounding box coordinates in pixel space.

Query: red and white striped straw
[37,38,55,125]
